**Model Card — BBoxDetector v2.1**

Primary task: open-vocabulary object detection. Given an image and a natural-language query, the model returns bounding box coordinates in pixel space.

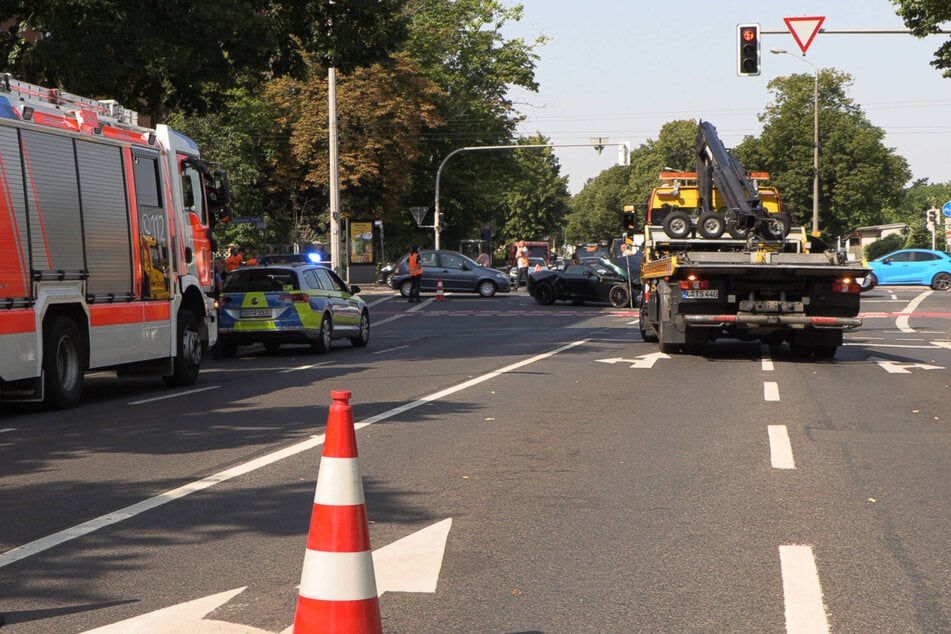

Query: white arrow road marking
[869,356,945,374]
[597,352,670,368]
[80,519,453,633]
[373,518,452,595]
[80,586,270,633]
[932,340,951,350]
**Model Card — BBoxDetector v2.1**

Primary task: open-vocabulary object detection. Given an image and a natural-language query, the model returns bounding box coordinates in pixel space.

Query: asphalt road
[1,285,949,633]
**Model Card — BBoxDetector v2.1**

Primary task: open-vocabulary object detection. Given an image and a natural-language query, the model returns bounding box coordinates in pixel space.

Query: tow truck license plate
[683,289,719,299]
[241,308,272,318]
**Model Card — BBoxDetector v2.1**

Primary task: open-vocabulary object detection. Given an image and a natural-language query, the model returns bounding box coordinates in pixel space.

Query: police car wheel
[349,312,370,347]
[311,314,332,353]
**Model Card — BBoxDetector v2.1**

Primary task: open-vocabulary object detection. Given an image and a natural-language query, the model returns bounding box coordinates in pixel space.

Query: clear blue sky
[502,1,951,196]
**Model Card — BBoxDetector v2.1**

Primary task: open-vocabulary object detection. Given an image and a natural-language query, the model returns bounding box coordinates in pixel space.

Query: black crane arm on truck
[695,121,781,236]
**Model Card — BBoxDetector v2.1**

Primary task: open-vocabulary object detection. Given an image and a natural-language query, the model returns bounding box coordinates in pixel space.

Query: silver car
[390,249,511,297]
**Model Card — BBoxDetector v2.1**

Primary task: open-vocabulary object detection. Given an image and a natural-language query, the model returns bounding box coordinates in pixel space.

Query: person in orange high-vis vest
[515,242,530,290]
[225,246,244,272]
[407,245,423,303]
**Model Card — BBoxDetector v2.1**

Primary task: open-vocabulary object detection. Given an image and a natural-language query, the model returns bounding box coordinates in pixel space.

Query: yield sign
[784,16,825,54]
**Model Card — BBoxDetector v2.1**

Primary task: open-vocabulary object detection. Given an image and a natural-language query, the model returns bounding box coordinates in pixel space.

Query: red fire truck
[0,75,230,407]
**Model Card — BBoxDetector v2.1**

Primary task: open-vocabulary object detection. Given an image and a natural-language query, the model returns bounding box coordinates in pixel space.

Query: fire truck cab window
[133,155,161,208]
[181,163,206,223]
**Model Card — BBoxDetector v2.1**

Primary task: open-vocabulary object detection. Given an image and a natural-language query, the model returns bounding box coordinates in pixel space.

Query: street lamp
[771,48,820,236]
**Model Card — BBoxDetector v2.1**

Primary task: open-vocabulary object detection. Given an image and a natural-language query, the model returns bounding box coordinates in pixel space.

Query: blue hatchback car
[861,249,951,291]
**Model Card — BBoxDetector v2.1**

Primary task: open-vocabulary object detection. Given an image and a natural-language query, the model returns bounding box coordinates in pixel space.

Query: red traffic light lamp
[737,24,761,76]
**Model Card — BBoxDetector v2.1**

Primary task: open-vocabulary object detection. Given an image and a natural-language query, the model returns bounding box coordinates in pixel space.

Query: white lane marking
[373,345,409,355]
[129,386,220,405]
[764,381,780,401]
[896,289,933,333]
[761,345,774,372]
[780,545,830,634]
[0,338,589,569]
[0,428,16,434]
[280,361,335,374]
[768,425,796,469]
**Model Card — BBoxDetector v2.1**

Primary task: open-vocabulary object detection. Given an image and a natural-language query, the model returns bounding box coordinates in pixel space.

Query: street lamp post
[771,48,820,236]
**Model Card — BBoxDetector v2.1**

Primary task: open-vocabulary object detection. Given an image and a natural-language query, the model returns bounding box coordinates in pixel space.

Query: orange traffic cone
[436,276,446,301]
[294,390,382,634]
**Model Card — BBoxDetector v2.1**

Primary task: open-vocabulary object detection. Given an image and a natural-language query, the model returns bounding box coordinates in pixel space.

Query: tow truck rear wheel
[697,212,725,239]
[663,210,693,239]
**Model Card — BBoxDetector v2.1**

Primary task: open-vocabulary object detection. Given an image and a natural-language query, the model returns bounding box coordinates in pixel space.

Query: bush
[864,233,904,260]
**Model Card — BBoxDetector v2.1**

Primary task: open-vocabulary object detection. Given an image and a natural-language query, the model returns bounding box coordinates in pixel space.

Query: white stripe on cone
[313,456,365,506]
[298,549,378,601]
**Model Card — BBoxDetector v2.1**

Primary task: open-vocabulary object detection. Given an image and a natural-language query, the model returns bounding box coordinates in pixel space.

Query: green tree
[566,119,697,243]
[501,135,571,244]
[0,0,408,120]
[893,0,951,77]
[735,70,910,238]
[397,0,546,252]
[894,180,950,250]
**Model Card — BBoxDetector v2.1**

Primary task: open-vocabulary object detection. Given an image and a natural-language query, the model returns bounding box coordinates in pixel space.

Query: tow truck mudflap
[683,314,862,329]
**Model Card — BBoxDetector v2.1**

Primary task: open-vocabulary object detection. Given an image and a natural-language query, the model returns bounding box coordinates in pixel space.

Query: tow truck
[637,121,866,358]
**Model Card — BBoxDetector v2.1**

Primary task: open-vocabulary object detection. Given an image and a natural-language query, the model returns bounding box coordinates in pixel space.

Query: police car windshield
[223,269,299,292]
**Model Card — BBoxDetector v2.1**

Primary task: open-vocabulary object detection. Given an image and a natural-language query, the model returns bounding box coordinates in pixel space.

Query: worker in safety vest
[515,242,530,290]
[407,245,423,303]
[225,246,245,272]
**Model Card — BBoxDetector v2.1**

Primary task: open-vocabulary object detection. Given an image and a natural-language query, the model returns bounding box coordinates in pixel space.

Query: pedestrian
[225,246,244,272]
[515,242,530,290]
[476,250,490,268]
[244,251,260,266]
[407,244,423,303]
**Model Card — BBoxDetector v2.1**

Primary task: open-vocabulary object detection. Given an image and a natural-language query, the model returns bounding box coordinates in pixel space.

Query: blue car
[861,249,951,291]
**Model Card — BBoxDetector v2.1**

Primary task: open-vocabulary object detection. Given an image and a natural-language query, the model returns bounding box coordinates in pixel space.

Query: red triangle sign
[784,16,825,54]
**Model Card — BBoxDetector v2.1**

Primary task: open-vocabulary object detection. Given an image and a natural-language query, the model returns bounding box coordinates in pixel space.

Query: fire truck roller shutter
[76,140,134,301]
[20,131,84,275]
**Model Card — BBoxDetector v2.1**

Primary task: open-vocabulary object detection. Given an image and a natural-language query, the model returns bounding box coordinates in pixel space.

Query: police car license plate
[683,289,718,299]
[242,308,272,318]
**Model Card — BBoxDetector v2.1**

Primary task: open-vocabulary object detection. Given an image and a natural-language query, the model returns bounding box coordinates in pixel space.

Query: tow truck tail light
[831,278,861,294]
[279,293,310,303]
[679,278,710,290]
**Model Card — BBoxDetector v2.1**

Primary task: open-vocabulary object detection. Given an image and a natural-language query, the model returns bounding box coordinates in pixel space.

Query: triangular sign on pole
[410,206,429,226]
[784,16,825,54]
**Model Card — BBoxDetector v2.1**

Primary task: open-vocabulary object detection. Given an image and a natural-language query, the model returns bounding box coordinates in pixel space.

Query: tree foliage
[734,70,910,238]
[893,0,951,77]
[0,0,408,120]
[565,120,698,243]
[501,134,571,244]
[266,52,444,225]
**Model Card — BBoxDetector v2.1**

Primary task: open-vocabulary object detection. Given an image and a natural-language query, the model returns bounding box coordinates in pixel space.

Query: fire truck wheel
[662,210,693,239]
[43,316,85,409]
[164,310,201,386]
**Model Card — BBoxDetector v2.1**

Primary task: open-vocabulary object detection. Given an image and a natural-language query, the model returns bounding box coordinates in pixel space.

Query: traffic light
[926,208,938,227]
[737,24,761,77]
